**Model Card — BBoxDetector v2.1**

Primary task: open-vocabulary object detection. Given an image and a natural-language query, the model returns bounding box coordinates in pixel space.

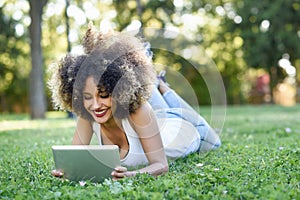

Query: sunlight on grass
[0,120,75,132]
[0,111,75,132]
[0,105,299,199]
[45,111,69,119]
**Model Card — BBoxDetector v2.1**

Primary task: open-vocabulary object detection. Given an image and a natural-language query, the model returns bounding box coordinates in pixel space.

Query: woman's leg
[149,79,197,113]
[156,108,221,152]
[158,80,221,151]
[162,90,199,115]
[158,79,199,116]
[148,86,170,110]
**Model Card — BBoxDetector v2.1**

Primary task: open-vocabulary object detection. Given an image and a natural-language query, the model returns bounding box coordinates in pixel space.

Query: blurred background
[0,0,299,119]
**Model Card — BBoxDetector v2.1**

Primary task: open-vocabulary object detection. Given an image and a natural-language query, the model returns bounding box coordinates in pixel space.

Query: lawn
[0,105,299,199]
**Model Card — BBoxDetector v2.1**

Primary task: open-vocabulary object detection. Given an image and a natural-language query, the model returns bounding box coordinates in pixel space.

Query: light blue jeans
[148,87,221,152]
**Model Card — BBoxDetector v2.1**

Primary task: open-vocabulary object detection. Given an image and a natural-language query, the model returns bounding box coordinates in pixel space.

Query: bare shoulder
[75,117,92,130]
[129,102,159,138]
[129,102,154,126]
[77,116,93,126]
[72,117,93,145]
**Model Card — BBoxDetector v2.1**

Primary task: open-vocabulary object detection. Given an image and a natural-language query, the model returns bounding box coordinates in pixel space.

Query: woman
[49,24,221,180]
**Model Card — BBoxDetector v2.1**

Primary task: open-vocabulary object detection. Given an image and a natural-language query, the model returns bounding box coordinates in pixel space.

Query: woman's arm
[111,102,169,180]
[72,117,93,145]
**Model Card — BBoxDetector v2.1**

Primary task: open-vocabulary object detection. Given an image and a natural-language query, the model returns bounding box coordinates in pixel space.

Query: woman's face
[83,76,113,124]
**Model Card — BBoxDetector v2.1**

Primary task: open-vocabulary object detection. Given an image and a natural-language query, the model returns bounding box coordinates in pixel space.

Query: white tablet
[52,145,120,182]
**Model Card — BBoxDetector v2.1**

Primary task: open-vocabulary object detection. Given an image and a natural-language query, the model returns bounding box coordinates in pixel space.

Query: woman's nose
[92,98,103,108]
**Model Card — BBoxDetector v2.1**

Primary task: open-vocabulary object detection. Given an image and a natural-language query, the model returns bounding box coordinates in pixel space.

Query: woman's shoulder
[77,117,94,131]
[128,102,153,124]
[77,116,92,124]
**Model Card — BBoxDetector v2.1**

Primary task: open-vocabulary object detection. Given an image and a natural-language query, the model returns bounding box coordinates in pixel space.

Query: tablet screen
[52,145,120,182]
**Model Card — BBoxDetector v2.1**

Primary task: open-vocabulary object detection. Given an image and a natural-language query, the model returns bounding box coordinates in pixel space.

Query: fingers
[51,169,64,177]
[51,166,135,181]
[114,166,127,172]
[111,166,131,180]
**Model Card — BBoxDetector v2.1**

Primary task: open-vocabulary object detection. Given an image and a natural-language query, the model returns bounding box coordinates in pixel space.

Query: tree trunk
[65,0,71,52]
[65,0,74,118]
[136,0,143,36]
[28,0,48,119]
[268,66,278,104]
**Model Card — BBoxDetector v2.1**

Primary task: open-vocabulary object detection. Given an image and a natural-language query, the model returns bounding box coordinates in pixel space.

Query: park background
[1,0,300,118]
[1,1,300,199]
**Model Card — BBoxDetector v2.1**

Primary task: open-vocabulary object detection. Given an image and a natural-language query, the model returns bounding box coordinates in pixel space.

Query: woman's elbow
[149,161,169,177]
[162,163,169,174]
[157,161,169,176]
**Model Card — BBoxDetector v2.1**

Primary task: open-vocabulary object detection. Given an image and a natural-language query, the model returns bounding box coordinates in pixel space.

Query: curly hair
[49,25,156,120]
[48,54,87,112]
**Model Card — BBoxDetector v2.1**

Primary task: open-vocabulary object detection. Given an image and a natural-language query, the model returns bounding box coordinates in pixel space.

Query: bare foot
[158,79,171,94]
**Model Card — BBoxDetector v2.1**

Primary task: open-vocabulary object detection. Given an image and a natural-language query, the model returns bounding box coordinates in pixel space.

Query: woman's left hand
[111,166,136,180]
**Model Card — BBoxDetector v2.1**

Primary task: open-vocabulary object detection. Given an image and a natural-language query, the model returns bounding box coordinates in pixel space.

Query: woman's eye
[99,92,109,98]
[83,95,92,100]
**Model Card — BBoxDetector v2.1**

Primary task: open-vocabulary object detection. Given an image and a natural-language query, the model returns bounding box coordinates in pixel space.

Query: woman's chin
[92,112,112,124]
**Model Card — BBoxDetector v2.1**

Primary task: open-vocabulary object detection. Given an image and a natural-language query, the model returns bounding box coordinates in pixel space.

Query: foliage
[192,0,249,104]
[228,0,300,86]
[113,0,228,105]
[0,105,299,199]
[113,0,175,31]
[1,0,300,113]
[0,3,30,112]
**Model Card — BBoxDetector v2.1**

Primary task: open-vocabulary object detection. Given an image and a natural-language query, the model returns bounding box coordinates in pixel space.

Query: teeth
[94,110,106,115]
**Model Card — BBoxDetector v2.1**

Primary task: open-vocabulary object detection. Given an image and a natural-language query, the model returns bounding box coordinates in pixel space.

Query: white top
[93,117,200,167]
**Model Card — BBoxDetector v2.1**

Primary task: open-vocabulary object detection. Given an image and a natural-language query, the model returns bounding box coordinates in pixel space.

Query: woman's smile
[93,108,109,118]
[83,76,113,123]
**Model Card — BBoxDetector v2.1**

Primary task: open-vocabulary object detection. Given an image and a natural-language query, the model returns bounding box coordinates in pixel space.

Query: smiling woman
[48,23,221,180]
[82,76,114,124]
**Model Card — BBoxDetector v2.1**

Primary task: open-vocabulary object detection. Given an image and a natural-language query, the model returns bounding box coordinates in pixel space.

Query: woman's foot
[157,70,171,94]
[157,70,167,83]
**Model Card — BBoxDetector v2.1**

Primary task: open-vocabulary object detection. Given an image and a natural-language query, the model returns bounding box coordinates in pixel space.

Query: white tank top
[93,118,200,167]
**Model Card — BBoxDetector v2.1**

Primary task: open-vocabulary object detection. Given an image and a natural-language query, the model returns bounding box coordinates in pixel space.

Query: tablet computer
[52,145,120,182]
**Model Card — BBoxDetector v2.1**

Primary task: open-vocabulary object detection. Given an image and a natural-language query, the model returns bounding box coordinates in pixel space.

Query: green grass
[0,105,299,199]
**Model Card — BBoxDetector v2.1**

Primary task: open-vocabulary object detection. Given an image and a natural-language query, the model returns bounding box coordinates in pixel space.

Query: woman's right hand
[51,169,64,177]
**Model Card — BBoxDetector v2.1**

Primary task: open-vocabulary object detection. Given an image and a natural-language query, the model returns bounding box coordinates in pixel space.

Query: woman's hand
[51,169,64,177]
[111,166,137,180]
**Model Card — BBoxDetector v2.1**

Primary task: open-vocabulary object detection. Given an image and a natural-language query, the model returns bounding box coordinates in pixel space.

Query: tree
[195,0,249,104]
[0,3,30,113]
[28,0,48,119]
[228,0,300,93]
[65,0,71,52]
[113,0,175,31]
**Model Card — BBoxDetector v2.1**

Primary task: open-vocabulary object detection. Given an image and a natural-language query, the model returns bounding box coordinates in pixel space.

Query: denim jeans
[148,87,221,152]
